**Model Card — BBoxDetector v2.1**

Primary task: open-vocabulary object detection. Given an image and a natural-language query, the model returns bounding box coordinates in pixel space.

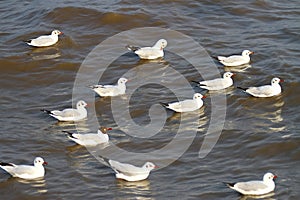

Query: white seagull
[63,127,112,146]
[126,39,167,59]
[225,172,277,196]
[217,50,254,66]
[26,30,63,47]
[160,93,205,113]
[89,77,128,97]
[0,157,47,180]
[108,160,157,182]
[238,77,283,97]
[41,100,88,122]
[193,72,235,90]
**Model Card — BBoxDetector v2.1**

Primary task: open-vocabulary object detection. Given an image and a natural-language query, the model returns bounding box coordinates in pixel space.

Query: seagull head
[263,172,277,182]
[52,30,63,36]
[223,72,235,78]
[143,162,158,171]
[34,157,47,166]
[118,77,128,85]
[155,39,167,50]
[77,100,88,108]
[242,50,254,56]
[193,93,206,100]
[99,126,113,134]
[271,77,283,85]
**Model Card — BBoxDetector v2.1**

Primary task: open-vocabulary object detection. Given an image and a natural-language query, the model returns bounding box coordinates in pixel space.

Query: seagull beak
[202,95,207,99]
[273,175,278,179]
[154,165,159,169]
[107,127,113,131]
[43,162,48,165]
[59,32,63,35]
[280,79,284,83]
[250,51,254,55]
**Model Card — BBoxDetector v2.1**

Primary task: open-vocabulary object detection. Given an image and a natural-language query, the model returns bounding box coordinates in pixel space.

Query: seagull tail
[24,39,32,44]
[211,55,220,61]
[0,162,14,167]
[62,131,76,139]
[41,109,52,115]
[98,155,111,167]
[159,102,169,108]
[237,86,248,91]
[223,182,236,188]
[126,45,140,52]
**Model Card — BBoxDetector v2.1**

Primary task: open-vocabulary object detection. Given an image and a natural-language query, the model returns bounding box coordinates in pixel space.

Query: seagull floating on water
[126,39,167,59]
[225,172,277,196]
[108,160,158,182]
[89,77,128,97]
[160,93,205,113]
[217,50,254,66]
[0,157,47,180]
[193,72,235,90]
[63,127,112,146]
[26,30,63,47]
[237,77,283,97]
[41,100,88,122]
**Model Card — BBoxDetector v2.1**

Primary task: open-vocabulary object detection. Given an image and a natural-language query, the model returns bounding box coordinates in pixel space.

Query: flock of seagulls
[0,30,284,197]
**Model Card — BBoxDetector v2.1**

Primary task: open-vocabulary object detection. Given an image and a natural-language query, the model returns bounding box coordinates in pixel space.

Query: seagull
[26,30,63,47]
[193,72,235,90]
[62,127,112,146]
[108,160,157,182]
[225,172,277,196]
[41,100,88,122]
[217,50,254,66]
[160,93,205,113]
[0,157,47,180]
[89,78,128,97]
[237,77,283,97]
[126,39,167,59]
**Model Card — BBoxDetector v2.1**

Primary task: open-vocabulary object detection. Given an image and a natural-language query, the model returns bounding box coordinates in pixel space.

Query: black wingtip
[126,45,140,52]
[211,55,219,60]
[191,80,200,84]
[223,182,235,187]
[237,86,248,91]
[0,162,14,167]
[159,102,169,108]
[41,109,52,114]
[24,39,32,44]
[62,131,77,139]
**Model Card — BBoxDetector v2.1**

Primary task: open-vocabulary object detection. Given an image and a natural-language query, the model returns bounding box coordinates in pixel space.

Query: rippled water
[0,0,299,199]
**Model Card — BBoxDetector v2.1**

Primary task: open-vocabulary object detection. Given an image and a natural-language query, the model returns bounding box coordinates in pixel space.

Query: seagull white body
[63,127,112,146]
[217,50,254,66]
[0,157,47,180]
[238,77,283,97]
[90,78,128,97]
[41,100,88,122]
[196,72,234,90]
[26,30,63,47]
[126,39,167,59]
[226,172,277,196]
[161,93,205,113]
[109,160,157,182]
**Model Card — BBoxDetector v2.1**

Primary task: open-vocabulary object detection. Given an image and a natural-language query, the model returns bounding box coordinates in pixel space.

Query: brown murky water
[0,1,299,199]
